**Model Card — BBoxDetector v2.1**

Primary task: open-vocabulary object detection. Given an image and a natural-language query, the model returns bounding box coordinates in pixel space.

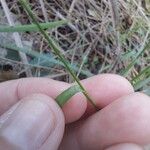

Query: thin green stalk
[0,20,67,32]
[19,0,98,109]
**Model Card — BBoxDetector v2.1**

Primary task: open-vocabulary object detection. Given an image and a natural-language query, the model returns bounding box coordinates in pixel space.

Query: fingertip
[103,74,134,93]
[62,93,87,123]
[82,74,134,107]
[18,78,87,123]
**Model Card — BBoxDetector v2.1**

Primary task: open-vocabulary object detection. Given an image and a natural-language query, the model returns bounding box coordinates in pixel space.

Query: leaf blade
[56,85,82,107]
[0,20,68,32]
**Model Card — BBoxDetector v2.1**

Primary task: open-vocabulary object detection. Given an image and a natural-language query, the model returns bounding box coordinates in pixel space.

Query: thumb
[0,94,65,150]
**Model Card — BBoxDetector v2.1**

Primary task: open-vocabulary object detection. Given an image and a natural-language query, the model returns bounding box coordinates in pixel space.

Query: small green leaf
[0,20,67,32]
[56,85,82,107]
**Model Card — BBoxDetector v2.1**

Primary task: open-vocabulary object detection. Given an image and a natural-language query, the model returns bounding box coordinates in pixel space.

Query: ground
[0,0,150,95]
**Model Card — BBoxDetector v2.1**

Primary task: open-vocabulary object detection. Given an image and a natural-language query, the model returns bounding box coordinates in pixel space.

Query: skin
[0,74,149,150]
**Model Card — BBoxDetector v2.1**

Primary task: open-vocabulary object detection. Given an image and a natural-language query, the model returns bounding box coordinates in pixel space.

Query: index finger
[0,74,134,123]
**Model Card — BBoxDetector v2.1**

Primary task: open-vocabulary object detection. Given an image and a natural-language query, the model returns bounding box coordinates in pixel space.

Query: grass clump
[0,0,149,95]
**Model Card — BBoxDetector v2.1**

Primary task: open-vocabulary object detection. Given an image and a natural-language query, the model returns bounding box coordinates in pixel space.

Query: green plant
[120,41,150,77]
[0,20,68,32]
[0,43,93,77]
[19,0,98,109]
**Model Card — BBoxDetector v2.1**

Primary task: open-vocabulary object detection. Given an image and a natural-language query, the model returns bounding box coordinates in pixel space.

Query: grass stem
[19,0,99,110]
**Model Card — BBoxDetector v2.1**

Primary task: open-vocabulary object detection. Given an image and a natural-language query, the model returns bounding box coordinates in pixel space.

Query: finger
[0,74,134,123]
[0,94,64,150]
[76,93,150,150]
[0,78,86,123]
[105,143,143,150]
[80,74,134,116]
[60,93,150,150]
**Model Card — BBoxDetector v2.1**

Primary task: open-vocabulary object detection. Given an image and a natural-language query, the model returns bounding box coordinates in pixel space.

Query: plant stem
[19,0,99,110]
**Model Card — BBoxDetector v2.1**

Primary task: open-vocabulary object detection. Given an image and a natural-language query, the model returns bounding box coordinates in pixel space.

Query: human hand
[0,74,150,150]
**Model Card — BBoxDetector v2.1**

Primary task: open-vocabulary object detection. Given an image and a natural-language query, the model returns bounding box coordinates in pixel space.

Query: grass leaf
[132,66,150,91]
[0,20,68,32]
[0,43,93,77]
[121,41,150,76]
[56,85,81,107]
[131,66,150,85]
[134,76,150,91]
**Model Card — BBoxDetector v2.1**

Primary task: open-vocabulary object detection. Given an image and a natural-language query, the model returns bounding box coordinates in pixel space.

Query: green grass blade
[0,20,67,32]
[0,43,93,77]
[19,0,98,109]
[131,66,150,85]
[56,85,81,107]
[134,76,150,91]
[131,66,150,91]
[121,41,150,77]
[0,43,62,65]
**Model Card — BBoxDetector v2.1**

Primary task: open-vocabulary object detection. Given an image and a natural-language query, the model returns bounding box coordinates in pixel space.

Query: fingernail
[0,95,55,149]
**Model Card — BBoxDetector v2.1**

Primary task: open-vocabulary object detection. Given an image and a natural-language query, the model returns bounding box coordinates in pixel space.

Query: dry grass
[0,0,150,93]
